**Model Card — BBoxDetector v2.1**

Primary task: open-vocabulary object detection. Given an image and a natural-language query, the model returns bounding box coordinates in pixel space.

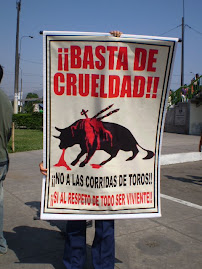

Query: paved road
[161,132,200,154]
[113,160,202,269]
[0,133,202,269]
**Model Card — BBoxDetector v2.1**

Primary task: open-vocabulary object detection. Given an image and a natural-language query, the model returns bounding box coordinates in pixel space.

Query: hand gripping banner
[41,31,178,220]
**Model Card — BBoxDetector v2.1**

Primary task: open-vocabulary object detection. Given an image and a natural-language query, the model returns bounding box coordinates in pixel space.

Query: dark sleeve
[7,128,12,143]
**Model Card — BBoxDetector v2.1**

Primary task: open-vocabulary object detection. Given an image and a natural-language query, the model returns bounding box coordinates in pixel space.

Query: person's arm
[39,161,47,176]
[199,134,202,152]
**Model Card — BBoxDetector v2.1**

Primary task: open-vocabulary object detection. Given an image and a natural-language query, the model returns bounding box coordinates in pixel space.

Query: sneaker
[0,249,7,256]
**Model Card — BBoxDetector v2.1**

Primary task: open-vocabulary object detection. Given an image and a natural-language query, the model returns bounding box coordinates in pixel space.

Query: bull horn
[55,126,62,132]
[53,135,60,139]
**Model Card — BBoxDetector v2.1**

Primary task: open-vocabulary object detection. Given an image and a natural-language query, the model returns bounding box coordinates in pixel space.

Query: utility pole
[20,69,22,112]
[18,35,33,112]
[14,0,21,114]
[181,0,185,87]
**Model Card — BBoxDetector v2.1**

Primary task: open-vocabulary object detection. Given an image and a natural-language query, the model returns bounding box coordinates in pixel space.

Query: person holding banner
[0,65,13,255]
[40,30,122,269]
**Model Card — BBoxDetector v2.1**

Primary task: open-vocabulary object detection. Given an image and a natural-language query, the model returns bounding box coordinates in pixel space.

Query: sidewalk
[161,132,202,165]
[0,132,201,269]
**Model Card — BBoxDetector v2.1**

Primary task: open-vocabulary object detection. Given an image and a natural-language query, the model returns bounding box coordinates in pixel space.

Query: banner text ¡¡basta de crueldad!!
[53,45,160,99]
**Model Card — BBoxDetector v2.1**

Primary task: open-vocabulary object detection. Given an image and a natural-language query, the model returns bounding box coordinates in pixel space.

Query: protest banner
[41,31,178,220]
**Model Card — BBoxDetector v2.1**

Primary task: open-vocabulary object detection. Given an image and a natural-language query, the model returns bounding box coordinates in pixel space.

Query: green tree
[26,93,39,99]
[24,92,39,113]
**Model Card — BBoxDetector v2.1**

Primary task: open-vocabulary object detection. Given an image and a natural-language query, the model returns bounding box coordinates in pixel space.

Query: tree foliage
[26,92,39,99]
[24,92,40,113]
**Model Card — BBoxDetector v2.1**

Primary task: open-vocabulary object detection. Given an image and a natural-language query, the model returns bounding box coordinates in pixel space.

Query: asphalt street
[0,132,201,269]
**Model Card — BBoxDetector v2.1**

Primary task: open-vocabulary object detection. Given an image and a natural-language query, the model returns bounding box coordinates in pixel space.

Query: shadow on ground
[4,201,121,268]
[5,225,94,269]
[164,174,202,186]
[4,226,65,269]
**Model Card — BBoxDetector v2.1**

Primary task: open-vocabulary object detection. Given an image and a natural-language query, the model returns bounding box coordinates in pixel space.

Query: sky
[1,0,202,99]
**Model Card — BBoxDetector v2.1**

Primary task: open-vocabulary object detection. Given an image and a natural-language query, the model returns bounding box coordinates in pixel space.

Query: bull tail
[137,144,154,160]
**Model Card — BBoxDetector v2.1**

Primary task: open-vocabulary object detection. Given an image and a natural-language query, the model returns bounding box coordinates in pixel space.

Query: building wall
[189,103,202,135]
[164,102,190,134]
[165,102,202,135]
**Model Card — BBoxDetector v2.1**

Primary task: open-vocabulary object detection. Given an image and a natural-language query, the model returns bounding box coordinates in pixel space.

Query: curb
[161,152,202,165]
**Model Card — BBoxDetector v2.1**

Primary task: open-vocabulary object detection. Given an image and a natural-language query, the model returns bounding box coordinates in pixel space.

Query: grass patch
[8,129,43,153]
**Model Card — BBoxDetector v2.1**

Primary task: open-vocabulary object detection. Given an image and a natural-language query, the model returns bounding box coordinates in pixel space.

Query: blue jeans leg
[0,164,8,254]
[92,220,115,269]
[63,220,86,269]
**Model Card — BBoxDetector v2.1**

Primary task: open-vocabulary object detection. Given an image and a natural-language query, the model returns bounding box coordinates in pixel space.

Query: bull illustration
[54,104,154,169]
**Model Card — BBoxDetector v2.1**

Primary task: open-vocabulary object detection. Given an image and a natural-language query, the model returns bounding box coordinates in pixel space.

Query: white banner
[41,31,178,220]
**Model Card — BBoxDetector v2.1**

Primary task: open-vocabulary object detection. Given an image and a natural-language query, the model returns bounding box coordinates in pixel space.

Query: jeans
[0,164,8,254]
[63,220,115,269]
